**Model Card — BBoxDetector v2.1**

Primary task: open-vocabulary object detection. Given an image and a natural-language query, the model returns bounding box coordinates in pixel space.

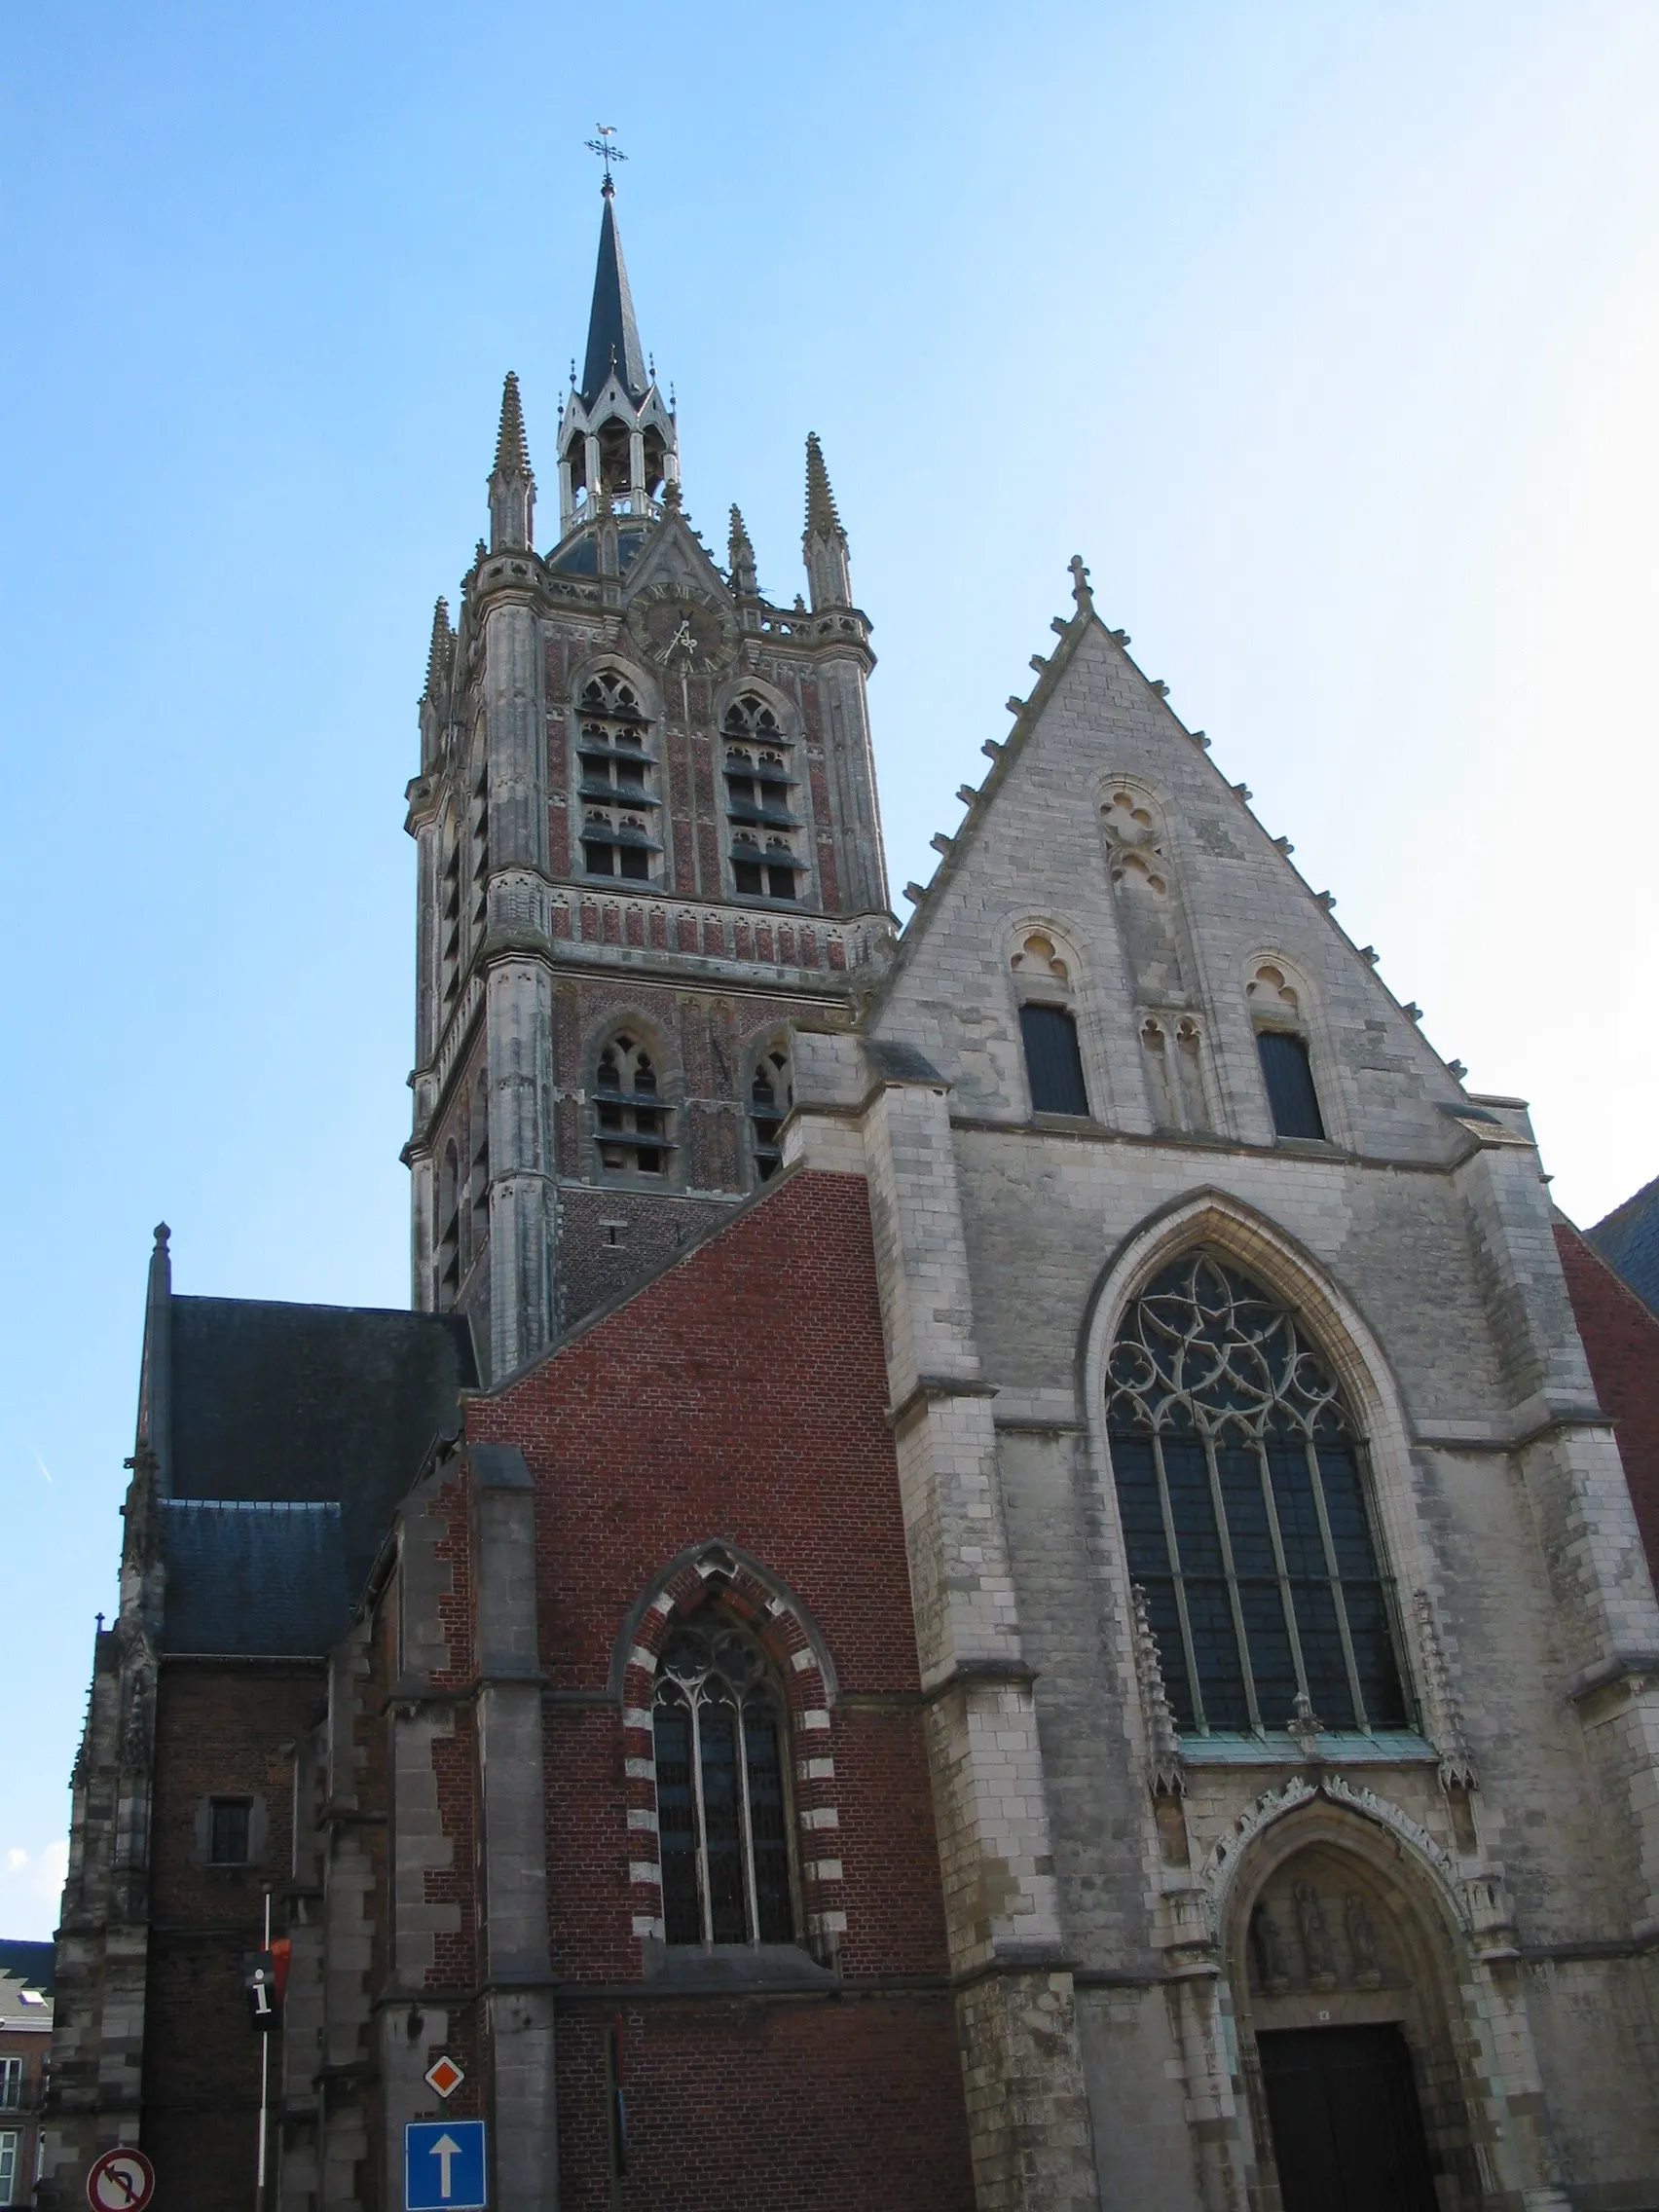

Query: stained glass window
[651,1618,795,1946]
[1106,1250,1409,1736]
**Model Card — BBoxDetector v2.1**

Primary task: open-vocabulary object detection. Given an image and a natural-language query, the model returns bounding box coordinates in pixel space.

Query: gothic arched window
[576,674,661,882]
[722,695,802,901]
[595,1032,670,1176]
[1106,1251,1409,1738]
[652,1617,795,1946]
[750,1043,793,1182]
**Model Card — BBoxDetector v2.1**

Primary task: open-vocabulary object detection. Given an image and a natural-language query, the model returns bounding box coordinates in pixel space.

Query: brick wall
[555,1998,974,2211]
[143,1661,318,2212]
[467,1164,975,2205]
[1556,1218,1659,1583]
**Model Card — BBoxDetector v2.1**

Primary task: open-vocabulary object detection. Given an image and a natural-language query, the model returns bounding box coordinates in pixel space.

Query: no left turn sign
[88,2148,156,2212]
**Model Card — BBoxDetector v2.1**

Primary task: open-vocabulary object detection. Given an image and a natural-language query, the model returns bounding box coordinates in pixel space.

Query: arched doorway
[1230,1828,1483,2212]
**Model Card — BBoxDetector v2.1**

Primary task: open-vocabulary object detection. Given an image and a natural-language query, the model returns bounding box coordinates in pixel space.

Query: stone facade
[43,182,1659,2212]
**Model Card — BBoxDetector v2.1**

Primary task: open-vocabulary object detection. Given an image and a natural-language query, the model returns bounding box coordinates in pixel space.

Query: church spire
[488,372,535,551]
[728,504,757,599]
[579,179,648,406]
[556,170,678,539]
[423,597,454,701]
[802,432,852,609]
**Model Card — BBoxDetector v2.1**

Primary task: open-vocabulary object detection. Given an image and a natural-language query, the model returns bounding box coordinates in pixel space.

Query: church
[41,171,1659,2212]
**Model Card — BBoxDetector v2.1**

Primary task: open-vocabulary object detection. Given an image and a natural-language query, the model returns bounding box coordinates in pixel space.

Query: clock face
[631,582,736,673]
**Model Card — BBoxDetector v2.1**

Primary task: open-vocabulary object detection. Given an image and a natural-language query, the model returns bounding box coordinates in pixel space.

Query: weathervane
[584,125,628,194]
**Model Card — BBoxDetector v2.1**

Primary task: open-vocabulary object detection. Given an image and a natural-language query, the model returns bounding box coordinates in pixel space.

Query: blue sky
[3,1,1656,1936]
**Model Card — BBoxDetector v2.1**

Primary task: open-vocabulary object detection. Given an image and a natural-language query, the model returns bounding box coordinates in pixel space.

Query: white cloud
[0,1840,69,1938]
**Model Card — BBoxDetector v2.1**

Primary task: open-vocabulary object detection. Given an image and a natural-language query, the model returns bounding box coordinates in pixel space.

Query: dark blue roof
[158,1499,350,1657]
[1589,1175,1659,1320]
[0,1940,55,1996]
[167,1297,476,1597]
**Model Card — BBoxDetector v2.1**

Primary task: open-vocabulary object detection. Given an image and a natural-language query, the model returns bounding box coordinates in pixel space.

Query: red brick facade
[1556,1218,1659,1585]
[142,1663,322,2212]
[463,1164,976,2206]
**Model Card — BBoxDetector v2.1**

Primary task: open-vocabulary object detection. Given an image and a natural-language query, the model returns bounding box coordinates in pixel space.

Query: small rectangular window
[1020,1004,1089,1117]
[1257,1030,1326,1140]
[209,1798,252,1865]
[0,2060,19,2112]
[0,2130,18,2205]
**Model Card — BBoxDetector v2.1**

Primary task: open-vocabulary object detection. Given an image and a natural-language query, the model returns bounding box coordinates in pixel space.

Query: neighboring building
[0,1942,55,2207]
[1589,1175,1659,1321]
[42,175,1659,2212]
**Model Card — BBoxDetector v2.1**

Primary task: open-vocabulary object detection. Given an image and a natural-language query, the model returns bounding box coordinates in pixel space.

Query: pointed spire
[423,599,454,701]
[728,504,756,597]
[804,432,844,540]
[488,373,535,551]
[802,432,852,611]
[580,186,648,406]
[494,371,531,475]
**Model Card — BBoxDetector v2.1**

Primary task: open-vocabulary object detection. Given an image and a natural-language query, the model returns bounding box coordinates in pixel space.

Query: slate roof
[158,1499,351,1657]
[0,1940,55,2013]
[580,188,649,406]
[159,1297,477,1656]
[1589,1175,1659,1321]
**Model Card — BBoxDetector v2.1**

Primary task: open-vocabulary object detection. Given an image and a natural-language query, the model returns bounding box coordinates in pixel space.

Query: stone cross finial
[1068,553,1093,612]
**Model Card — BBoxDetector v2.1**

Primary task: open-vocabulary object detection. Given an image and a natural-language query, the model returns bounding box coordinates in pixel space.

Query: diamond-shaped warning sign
[424,2054,464,2099]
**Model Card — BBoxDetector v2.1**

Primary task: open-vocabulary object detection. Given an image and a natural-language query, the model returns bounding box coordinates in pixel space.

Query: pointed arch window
[722,696,802,900]
[652,1617,795,1946]
[1106,1251,1409,1737]
[576,674,661,882]
[595,1033,671,1176]
[750,1043,793,1182]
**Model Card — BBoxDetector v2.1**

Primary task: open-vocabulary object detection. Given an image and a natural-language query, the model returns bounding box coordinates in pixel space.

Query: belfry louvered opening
[577,673,661,882]
[722,695,802,900]
[651,1616,795,1947]
[595,1033,672,1176]
[1106,1250,1409,1737]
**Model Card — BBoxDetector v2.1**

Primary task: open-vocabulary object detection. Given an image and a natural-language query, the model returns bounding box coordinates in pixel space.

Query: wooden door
[1257,2024,1439,2212]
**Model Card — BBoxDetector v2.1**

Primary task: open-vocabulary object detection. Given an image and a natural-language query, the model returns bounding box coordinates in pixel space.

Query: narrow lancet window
[723,697,802,900]
[1106,1250,1408,1737]
[576,675,661,882]
[1020,1004,1089,1117]
[651,1618,795,1947]
[595,1033,670,1176]
[751,1046,793,1181]
[1258,1031,1325,1141]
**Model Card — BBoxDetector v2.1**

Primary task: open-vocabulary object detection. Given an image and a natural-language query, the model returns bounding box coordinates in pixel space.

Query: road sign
[424,2054,464,2099]
[87,2149,156,2212]
[406,2120,487,2211]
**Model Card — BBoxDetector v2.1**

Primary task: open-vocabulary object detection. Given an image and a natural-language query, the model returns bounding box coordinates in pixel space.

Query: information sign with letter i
[405,2119,487,2212]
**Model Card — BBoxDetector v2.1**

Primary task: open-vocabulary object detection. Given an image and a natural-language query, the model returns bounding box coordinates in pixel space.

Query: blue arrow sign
[406,2120,487,2211]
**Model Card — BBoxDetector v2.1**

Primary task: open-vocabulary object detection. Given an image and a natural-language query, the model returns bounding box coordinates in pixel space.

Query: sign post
[87,2148,156,2212]
[405,2120,488,2212]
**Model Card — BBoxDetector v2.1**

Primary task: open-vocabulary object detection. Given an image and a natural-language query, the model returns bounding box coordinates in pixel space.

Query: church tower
[405,173,893,1381]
